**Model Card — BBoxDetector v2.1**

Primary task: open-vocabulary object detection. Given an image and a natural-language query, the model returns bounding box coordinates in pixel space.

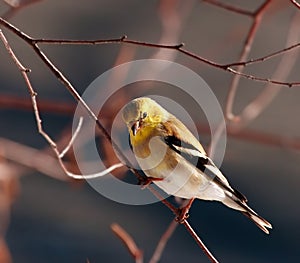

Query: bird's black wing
[164,135,247,202]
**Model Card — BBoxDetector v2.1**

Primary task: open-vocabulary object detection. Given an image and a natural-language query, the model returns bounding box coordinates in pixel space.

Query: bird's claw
[175,208,190,223]
[175,198,195,223]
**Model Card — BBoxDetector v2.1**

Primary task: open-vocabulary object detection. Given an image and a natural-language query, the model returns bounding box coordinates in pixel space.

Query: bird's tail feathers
[223,195,272,234]
[241,210,272,234]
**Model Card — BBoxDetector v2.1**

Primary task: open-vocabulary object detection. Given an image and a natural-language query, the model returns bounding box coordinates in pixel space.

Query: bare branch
[59,117,83,158]
[149,220,178,263]
[0,29,125,181]
[66,163,124,180]
[223,41,300,68]
[225,0,273,121]
[0,18,148,187]
[225,67,300,87]
[111,223,143,263]
[291,0,300,9]
[1,17,300,87]
[0,18,183,242]
[233,11,300,129]
[183,221,219,263]
[0,6,295,262]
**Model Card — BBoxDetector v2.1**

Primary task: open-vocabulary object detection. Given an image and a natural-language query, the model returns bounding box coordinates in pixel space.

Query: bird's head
[122,97,169,136]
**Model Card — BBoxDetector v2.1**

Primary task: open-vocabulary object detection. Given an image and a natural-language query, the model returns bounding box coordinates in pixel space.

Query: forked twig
[225,0,272,121]
[1,2,295,260]
[149,220,178,263]
[1,17,300,87]
[0,29,124,180]
[0,20,219,263]
[111,223,143,263]
[232,11,300,130]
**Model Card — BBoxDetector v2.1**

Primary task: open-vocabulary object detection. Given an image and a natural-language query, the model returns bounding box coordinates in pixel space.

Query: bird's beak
[131,120,140,136]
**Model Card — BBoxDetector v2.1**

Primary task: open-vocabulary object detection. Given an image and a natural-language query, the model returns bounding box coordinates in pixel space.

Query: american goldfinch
[122,97,272,234]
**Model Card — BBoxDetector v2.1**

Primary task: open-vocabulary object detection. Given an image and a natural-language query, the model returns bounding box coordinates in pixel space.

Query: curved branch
[1,17,300,87]
[111,223,143,263]
[149,220,178,263]
[225,0,273,121]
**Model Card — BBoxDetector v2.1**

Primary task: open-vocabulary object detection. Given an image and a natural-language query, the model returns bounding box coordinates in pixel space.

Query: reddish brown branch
[149,220,178,263]
[232,11,300,129]
[111,223,143,263]
[0,7,296,262]
[0,18,147,184]
[1,17,300,87]
[223,41,300,68]
[3,23,217,262]
[225,0,273,121]
[291,0,300,9]
[0,26,178,215]
[183,221,219,263]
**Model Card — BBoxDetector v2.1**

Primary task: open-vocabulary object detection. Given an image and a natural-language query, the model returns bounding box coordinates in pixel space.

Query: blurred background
[0,0,300,262]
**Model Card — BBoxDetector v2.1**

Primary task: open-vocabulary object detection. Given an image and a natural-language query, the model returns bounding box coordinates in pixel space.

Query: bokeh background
[0,0,300,262]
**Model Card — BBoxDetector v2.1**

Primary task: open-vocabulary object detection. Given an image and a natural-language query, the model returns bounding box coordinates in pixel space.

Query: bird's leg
[138,176,164,189]
[175,198,195,223]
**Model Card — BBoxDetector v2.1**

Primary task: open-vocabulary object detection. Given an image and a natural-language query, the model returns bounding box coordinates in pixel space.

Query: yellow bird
[122,97,272,234]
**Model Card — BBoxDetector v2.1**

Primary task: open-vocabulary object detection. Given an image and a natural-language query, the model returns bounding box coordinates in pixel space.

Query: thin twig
[233,11,300,129]
[0,30,124,180]
[66,163,124,179]
[209,0,273,155]
[223,41,300,68]
[1,18,182,249]
[0,20,177,209]
[111,223,143,263]
[1,17,300,87]
[225,0,273,121]
[59,117,83,158]
[183,220,219,263]
[149,220,178,263]
[291,0,300,9]
[0,17,147,185]
[0,8,291,262]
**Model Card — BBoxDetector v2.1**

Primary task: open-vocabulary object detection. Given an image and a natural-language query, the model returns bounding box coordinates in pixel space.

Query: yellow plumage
[122,97,272,234]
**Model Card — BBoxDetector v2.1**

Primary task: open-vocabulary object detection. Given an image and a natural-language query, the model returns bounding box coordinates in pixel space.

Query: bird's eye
[142,112,147,119]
